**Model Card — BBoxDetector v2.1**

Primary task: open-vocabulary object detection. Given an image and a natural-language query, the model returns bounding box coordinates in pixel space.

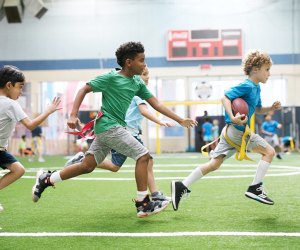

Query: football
[231,98,248,119]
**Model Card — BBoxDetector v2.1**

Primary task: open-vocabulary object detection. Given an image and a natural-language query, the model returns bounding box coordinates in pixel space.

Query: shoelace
[180,189,190,200]
[256,186,268,198]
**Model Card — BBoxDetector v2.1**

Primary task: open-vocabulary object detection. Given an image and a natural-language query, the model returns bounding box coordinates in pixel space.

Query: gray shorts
[210,124,268,160]
[87,125,148,165]
[264,134,280,147]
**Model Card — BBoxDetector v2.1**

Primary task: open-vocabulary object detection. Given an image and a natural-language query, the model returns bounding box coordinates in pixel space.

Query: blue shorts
[0,151,18,169]
[111,135,146,167]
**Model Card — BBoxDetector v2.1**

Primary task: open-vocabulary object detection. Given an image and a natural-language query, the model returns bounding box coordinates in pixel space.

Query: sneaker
[276,154,282,160]
[32,170,55,202]
[151,191,171,202]
[65,152,85,167]
[38,158,45,162]
[135,194,169,218]
[245,182,274,205]
[171,181,191,211]
[0,203,4,212]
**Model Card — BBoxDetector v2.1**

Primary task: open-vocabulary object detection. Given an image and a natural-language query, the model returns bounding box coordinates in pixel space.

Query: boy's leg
[32,154,99,202]
[0,151,25,190]
[245,138,275,205]
[0,162,25,190]
[171,157,223,211]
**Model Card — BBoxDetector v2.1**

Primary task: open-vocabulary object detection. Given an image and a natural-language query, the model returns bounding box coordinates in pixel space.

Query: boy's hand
[231,114,248,125]
[67,116,80,129]
[179,118,198,128]
[46,96,62,113]
[272,101,281,110]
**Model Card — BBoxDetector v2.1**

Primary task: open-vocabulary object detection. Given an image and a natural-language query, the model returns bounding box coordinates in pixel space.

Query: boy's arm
[67,84,93,129]
[221,96,247,125]
[20,97,61,131]
[146,96,197,128]
[256,101,281,114]
[138,104,173,127]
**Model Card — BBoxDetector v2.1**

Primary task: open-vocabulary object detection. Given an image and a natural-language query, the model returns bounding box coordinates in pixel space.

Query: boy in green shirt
[32,42,197,218]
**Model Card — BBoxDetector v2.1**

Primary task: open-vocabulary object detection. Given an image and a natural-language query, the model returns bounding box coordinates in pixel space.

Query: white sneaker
[0,203,4,212]
[38,158,45,162]
[64,152,85,167]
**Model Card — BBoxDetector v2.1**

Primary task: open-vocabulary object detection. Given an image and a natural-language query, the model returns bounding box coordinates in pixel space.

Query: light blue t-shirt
[125,96,147,136]
[224,79,262,131]
[262,120,280,135]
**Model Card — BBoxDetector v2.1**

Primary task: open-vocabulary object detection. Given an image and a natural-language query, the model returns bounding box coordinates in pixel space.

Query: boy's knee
[18,165,26,176]
[137,153,150,162]
[267,146,276,158]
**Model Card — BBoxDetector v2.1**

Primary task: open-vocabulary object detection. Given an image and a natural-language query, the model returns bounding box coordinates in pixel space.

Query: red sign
[167,29,242,60]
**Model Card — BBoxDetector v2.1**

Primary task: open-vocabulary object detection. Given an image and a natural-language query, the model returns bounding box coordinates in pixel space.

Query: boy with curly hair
[32,42,197,218]
[171,50,281,211]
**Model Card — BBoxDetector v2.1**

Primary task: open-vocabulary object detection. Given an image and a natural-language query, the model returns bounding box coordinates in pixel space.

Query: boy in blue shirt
[171,50,281,210]
[261,113,282,159]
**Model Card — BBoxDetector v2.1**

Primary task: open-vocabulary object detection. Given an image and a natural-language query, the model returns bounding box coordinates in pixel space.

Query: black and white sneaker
[32,170,55,202]
[245,182,274,205]
[135,194,169,218]
[151,191,171,202]
[171,181,191,211]
[65,152,85,167]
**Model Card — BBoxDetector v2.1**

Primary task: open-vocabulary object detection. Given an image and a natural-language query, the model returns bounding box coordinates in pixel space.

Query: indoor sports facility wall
[1,0,299,155]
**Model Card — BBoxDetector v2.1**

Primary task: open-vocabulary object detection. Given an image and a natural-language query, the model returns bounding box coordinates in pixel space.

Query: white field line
[17,171,300,181]
[1,164,300,181]
[0,231,300,237]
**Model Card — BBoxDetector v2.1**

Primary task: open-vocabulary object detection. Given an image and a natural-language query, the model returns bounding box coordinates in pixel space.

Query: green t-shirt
[87,70,153,134]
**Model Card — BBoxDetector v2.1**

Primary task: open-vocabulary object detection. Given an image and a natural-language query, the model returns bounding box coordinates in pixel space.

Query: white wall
[0,0,299,60]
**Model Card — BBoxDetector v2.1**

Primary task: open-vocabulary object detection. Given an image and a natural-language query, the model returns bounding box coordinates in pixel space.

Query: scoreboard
[167,29,242,60]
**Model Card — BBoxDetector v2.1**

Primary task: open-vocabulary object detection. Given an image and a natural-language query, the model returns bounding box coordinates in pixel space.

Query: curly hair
[0,65,25,88]
[115,42,145,67]
[242,50,272,75]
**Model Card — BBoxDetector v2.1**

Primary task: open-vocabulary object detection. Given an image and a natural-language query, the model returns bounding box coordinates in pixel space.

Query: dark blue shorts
[111,136,144,167]
[0,151,18,169]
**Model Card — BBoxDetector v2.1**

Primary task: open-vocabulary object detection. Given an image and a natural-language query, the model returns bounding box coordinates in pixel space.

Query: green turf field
[1,153,300,249]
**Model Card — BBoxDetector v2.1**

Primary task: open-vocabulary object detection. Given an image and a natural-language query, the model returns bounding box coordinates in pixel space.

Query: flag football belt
[224,124,253,161]
[65,111,103,140]
[290,137,295,150]
[201,124,253,161]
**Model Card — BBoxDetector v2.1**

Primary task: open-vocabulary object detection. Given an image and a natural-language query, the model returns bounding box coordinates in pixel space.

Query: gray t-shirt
[0,96,27,148]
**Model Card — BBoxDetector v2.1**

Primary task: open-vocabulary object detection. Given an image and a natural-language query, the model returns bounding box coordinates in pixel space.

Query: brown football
[231,98,249,119]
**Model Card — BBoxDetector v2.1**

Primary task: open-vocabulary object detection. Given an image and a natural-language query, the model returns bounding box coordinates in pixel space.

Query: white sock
[182,166,204,187]
[49,171,62,184]
[251,160,270,185]
[137,191,148,201]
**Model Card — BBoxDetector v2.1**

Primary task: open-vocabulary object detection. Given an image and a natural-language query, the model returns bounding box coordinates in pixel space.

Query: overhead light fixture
[22,0,47,19]
[3,0,23,23]
[0,0,5,21]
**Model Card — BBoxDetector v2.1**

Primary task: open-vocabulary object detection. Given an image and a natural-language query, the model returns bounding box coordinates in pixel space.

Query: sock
[251,160,270,185]
[137,191,148,201]
[182,166,204,187]
[49,171,62,184]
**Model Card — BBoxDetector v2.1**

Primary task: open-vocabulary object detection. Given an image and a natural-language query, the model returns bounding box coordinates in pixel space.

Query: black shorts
[0,151,18,169]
